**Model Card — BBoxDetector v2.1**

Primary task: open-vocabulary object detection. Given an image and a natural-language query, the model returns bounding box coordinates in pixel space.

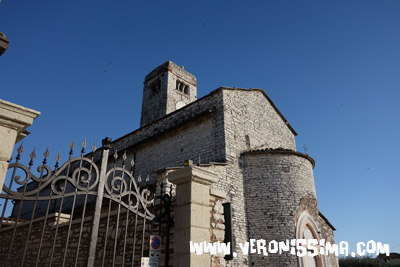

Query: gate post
[0,100,40,189]
[168,165,218,267]
[87,137,111,267]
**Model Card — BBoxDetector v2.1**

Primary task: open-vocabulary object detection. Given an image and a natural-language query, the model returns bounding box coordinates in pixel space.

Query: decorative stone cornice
[168,165,219,186]
[243,147,315,168]
[0,32,10,56]
[0,99,40,142]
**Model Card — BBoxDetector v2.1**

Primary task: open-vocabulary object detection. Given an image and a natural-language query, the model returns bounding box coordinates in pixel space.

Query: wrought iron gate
[0,137,171,267]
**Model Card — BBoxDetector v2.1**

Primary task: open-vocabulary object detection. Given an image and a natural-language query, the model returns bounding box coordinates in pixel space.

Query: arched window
[296,211,326,267]
[175,79,190,95]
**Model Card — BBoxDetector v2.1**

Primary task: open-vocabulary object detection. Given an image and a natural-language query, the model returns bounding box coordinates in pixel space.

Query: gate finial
[81,138,87,154]
[16,142,24,160]
[130,158,135,170]
[102,137,112,150]
[55,150,61,169]
[69,139,75,159]
[43,147,50,164]
[29,147,36,168]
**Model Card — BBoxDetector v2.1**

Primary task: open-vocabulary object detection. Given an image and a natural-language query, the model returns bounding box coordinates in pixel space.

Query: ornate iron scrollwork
[2,157,100,200]
[104,166,155,220]
[0,138,171,267]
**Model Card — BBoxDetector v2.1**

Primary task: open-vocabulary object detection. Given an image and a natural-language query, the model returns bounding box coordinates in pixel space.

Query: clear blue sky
[1,0,399,255]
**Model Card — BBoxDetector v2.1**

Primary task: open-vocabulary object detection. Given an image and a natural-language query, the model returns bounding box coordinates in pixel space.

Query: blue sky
[1,0,399,255]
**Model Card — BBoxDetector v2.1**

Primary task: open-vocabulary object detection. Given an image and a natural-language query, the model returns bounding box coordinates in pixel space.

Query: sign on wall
[150,235,161,259]
[141,257,159,267]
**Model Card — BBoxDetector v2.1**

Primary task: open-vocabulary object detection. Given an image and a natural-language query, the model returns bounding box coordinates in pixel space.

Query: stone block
[175,182,210,206]
[174,204,210,229]
[174,227,210,254]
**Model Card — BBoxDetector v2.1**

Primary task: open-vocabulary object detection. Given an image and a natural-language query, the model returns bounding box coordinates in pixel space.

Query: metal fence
[0,137,172,267]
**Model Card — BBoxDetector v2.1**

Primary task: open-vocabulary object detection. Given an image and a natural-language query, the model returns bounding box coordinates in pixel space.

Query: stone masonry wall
[103,89,226,184]
[141,67,169,127]
[134,115,215,179]
[317,217,339,267]
[95,88,294,188]
[222,89,296,156]
[165,62,197,114]
[216,88,297,266]
[141,61,197,127]
[210,189,227,267]
[242,152,317,267]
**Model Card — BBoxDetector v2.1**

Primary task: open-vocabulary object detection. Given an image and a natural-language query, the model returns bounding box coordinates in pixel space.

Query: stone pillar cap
[0,99,40,142]
[0,33,10,56]
[168,165,218,186]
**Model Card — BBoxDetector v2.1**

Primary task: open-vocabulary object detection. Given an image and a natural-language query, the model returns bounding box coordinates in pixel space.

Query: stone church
[107,60,338,267]
[0,60,338,267]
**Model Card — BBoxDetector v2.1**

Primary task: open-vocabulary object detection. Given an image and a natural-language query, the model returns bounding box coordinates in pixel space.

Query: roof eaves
[319,211,336,231]
[243,148,315,168]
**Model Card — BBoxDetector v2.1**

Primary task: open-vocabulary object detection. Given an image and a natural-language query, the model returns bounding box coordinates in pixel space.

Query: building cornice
[0,99,41,142]
[243,148,315,168]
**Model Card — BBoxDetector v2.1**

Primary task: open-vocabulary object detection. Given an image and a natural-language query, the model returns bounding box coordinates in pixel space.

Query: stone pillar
[0,99,40,189]
[168,166,218,267]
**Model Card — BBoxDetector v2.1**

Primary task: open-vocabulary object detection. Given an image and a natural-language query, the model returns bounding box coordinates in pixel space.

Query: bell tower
[140,61,197,127]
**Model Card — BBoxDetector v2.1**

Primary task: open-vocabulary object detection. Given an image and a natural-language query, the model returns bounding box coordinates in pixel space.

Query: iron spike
[29,148,36,166]
[130,158,135,167]
[44,147,50,159]
[17,142,24,156]
[69,139,75,156]
[56,150,61,161]
[43,147,50,164]
[92,142,96,153]
[70,139,75,150]
[30,148,36,161]
[145,175,150,182]
[113,150,118,160]
[138,175,142,183]
[130,158,135,173]
[122,150,127,161]
[81,137,86,154]
[55,150,61,163]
